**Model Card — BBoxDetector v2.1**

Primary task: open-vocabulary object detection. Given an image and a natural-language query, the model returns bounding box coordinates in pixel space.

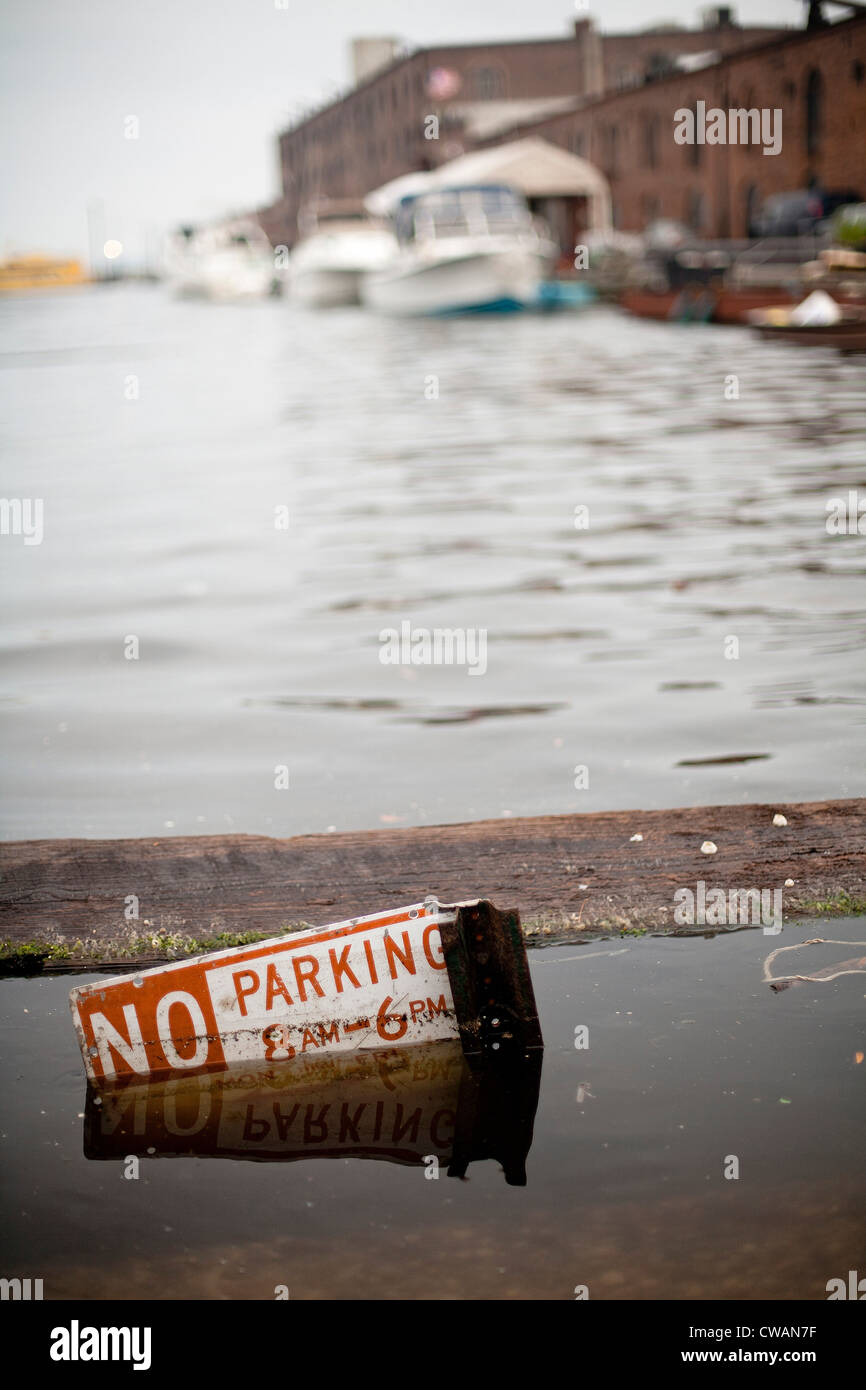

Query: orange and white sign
[70,900,457,1086]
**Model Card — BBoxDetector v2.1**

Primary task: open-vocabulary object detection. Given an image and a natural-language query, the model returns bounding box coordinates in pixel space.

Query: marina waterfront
[3,0,866,1335]
[1,283,863,840]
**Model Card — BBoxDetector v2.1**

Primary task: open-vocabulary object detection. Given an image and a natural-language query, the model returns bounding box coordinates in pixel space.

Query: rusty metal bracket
[440,900,543,1057]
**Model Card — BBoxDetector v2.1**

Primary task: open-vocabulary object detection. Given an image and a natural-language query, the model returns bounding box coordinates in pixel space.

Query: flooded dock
[1,918,863,1300]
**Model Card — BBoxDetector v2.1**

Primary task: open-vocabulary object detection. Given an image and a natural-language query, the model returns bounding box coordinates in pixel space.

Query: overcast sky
[1,0,800,265]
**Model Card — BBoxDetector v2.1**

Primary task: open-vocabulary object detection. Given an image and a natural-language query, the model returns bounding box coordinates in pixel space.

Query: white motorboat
[164,218,278,300]
[288,209,397,307]
[362,185,558,316]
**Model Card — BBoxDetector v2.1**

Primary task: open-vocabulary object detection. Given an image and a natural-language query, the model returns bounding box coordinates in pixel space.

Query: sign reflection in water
[83,1040,544,1186]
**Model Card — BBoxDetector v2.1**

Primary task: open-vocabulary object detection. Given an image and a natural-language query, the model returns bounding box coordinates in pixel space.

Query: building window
[470,66,505,100]
[643,115,659,169]
[680,104,702,167]
[745,184,760,237]
[852,61,864,86]
[607,125,619,174]
[645,51,676,82]
[805,68,823,155]
[641,193,660,224]
[686,190,705,231]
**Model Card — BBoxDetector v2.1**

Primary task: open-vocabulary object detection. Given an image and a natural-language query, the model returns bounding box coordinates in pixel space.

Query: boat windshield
[397,187,530,242]
[318,212,367,224]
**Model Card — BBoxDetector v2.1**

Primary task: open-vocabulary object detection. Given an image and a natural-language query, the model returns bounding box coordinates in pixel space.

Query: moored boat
[620,285,797,325]
[164,218,278,300]
[362,184,558,316]
[749,318,866,351]
[288,205,397,308]
[748,292,866,351]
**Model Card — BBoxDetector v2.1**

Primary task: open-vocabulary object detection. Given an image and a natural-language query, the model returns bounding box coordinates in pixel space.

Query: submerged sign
[70,898,542,1085]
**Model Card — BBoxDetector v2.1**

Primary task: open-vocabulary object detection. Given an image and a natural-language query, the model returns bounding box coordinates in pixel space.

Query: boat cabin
[394,185,533,245]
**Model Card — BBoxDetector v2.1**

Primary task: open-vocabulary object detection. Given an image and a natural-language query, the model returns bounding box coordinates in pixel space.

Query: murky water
[1,285,864,839]
[1,920,863,1300]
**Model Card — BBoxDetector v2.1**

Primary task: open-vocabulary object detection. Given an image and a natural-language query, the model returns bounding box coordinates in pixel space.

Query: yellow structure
[0,255,87,292]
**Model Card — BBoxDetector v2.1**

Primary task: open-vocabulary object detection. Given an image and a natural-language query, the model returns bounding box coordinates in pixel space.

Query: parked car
[752,189,863,238]
[753,190,823,237]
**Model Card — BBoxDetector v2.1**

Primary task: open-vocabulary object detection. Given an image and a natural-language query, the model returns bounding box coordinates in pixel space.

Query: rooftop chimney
[351,37,402,86]
[573,17,604,99]
[701,5,737,28]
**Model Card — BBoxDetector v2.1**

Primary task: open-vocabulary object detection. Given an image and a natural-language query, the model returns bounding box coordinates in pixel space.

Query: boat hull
[750,319,866,351]
[290,266,363,308]
[619,286,797,325]
[164,237,277,301]
[289,223,398,308]
[363,245,551,316]
[169,258,276,300]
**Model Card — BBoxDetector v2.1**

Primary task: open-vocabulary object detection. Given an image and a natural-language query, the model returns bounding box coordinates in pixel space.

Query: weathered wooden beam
[1,799,863,968]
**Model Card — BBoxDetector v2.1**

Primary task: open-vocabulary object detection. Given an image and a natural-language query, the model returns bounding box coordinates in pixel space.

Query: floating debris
[677,753,770,766]
[763,937,866,991]
[773,813,789,827]
[701,841,718,855]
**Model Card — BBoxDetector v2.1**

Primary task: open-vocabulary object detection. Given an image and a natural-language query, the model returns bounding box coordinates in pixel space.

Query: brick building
[258,10,786,247]
[505,10,866,238]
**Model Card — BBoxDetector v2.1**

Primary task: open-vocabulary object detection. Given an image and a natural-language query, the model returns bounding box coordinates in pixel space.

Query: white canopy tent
[365,138,612,233]
[364,172,436,219]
